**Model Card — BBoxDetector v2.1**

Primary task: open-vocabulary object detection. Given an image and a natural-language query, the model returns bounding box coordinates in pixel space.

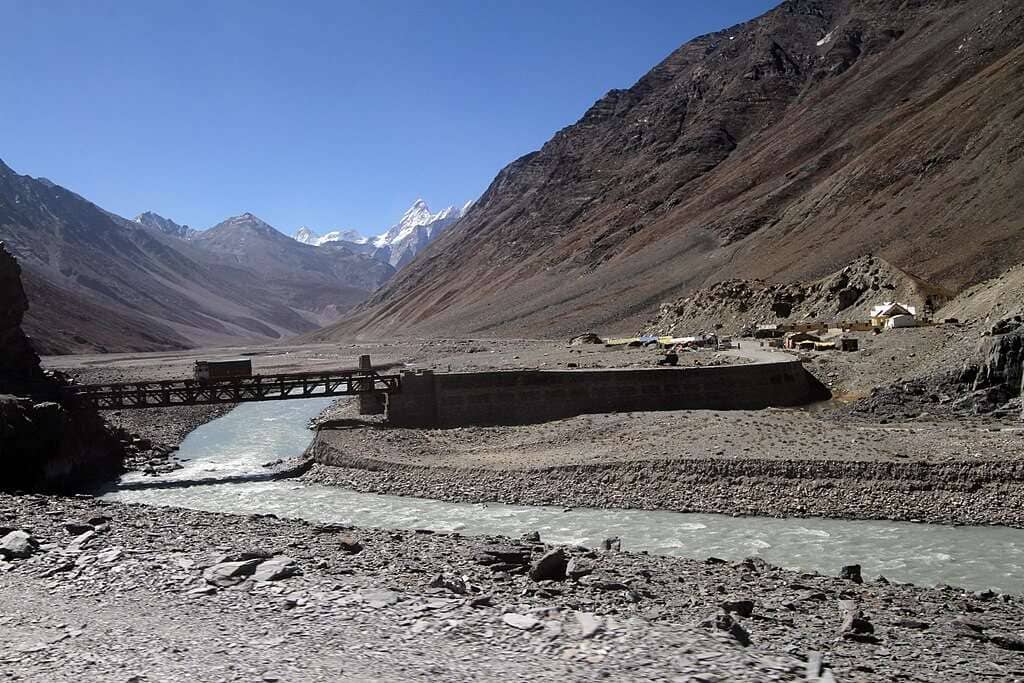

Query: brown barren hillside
[310,0,1024,341]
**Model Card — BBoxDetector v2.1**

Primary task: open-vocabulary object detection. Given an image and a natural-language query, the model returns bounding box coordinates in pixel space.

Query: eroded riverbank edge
[305,434,1024,528]
[2,492,1024,682]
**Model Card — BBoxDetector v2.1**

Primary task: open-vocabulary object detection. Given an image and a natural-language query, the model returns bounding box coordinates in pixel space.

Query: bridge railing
[65,369,401,410]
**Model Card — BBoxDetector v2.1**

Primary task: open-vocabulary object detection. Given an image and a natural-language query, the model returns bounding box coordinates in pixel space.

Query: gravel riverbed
[2,493,1024,682]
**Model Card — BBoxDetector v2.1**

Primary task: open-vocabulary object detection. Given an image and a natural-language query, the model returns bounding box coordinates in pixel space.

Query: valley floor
[44,333,1024,528]
[20,332,1024,680]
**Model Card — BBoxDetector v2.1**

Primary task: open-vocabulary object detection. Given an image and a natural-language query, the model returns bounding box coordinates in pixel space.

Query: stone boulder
[529,548,569,582]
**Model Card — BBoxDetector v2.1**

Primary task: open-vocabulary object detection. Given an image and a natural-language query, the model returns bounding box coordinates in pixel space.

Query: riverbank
[2,492,1023,682]
[306,395,1024,527]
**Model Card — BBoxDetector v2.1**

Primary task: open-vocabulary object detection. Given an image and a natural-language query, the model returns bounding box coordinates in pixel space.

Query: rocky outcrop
[0,243,43,394]
[640,255,950,336]
[0,243,124,491]
[958,317,1024,415]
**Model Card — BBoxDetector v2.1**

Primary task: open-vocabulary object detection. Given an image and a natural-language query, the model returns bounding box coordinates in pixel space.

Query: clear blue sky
[2,0,777,234]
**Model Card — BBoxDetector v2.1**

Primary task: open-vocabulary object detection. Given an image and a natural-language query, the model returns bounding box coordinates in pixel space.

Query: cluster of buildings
[753,302,925,352]
[591,301,929,358]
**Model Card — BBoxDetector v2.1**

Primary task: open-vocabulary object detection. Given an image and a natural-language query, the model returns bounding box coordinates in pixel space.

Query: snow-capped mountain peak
[294,226,319,245]
[293,226,369,247]
[291,197,471,269]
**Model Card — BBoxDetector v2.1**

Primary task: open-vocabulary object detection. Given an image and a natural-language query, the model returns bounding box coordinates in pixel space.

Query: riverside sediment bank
[307,444,1024,528]
[307,393,1024,527]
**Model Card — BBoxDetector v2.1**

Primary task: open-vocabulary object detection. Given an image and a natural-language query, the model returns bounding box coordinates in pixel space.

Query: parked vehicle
[193,359,253,384]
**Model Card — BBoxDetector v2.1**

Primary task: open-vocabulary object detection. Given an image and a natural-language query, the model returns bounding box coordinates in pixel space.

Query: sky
[2,0,778,235]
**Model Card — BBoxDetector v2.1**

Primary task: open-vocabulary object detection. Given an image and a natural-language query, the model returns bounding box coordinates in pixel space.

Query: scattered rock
[252,557,299,582]
[0,530,37,559]
[576,612,603,639]
[428,573,467,595]
[502,613,540,631]
[202,559,261,587]
[990,634,1024,652]
[529,547,569,582]
[337,535,363,554]
[62,520,94,535]
[893,618,930,630]
[67,530,96,552]
[97,547,124,563]
[839,564,863,584]
[564,557,593,581]
[722,599,755,619]
[357,589,399,609]
[476,545,530,566]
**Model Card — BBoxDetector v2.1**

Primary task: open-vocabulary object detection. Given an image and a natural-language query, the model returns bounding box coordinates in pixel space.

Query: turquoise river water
[101,398,1024,593]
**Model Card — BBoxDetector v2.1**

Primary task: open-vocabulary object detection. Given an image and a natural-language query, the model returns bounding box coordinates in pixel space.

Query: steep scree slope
[313,0,1024,340]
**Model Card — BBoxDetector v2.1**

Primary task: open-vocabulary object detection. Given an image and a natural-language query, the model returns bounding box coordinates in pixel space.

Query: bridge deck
[67,369,400,410]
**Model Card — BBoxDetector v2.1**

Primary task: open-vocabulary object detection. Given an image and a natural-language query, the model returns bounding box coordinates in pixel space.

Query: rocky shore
[305,397,1024,527]
[2,492,1023,682]
[304,453,1024,528]
[100,403,236,475]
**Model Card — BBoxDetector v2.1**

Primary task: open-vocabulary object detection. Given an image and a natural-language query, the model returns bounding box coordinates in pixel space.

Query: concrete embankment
[306,437,1024,527]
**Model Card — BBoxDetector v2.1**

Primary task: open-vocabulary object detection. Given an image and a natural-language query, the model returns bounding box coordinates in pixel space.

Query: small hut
[870,302,916,328]
[784,332,821,350]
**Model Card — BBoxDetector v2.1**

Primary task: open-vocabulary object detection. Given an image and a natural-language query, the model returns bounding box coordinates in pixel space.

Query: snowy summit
[292,198,469,269]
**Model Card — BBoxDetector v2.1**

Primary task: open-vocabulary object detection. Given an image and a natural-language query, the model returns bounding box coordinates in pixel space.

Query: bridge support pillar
[357,354,385,415]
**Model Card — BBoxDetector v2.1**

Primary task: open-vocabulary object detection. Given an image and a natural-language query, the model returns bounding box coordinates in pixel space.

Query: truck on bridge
[194,359,253,384]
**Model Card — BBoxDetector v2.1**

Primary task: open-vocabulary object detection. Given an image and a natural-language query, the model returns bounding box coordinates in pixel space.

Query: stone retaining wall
[386,361,829,427]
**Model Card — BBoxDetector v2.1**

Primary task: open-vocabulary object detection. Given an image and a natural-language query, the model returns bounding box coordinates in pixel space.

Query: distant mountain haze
[0,159,396,353]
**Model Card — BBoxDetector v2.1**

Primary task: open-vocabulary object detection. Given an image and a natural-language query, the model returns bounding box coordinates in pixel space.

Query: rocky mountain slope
[134,211,195,240]
[641,255,953,336]
[294,199,469,269]
[194,213,394,318]
[0,160,390,353]
[312,0,1024,341]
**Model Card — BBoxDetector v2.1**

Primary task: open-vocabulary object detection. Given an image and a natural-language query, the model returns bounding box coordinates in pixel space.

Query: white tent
[870,302,917,318]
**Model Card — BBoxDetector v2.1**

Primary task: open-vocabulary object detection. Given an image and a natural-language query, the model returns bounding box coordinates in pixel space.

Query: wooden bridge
[65,368,400,410]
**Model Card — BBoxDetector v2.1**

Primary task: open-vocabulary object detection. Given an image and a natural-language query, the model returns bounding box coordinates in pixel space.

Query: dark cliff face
[0,242,42,393]
[0,243,123,491]
[960,317,1024,414]
[313,0,1024,340]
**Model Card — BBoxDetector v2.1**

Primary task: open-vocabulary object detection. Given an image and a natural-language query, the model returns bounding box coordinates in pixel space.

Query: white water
[101,398,1024,593]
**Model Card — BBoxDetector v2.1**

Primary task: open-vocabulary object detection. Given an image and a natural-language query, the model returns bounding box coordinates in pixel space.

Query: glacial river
[101,398,1024,593]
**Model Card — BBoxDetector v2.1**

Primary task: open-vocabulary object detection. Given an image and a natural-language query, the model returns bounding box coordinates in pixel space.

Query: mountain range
[309,0,1024,341]
[0,160,395,353]
[293,199,471,269]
